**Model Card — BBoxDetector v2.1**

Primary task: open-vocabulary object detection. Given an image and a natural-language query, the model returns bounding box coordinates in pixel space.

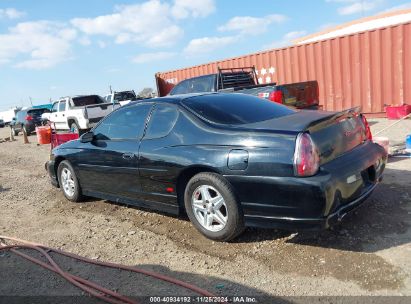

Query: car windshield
[182,94,296,125]
[114,92,136,101]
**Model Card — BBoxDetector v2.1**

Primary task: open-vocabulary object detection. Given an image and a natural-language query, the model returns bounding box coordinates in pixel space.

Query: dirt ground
[0,119,410,301]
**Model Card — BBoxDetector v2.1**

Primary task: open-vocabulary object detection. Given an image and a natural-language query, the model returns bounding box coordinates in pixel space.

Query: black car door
[75,103,153,200]
[138,103,180,210]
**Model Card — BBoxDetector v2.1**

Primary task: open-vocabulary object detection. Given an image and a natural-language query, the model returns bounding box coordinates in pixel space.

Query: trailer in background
[156,21,411,116]
[0,107,22,125]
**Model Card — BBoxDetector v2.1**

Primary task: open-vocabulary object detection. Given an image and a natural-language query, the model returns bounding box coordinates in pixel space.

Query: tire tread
[57,160,83,202]
[184,172,245,242]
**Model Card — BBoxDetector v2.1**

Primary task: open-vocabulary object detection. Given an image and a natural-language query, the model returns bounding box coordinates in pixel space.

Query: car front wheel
[184,172,245,241]
[57,160,83,202]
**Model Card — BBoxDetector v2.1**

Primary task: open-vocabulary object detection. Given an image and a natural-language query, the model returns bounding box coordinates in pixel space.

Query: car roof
[126,92,218,107]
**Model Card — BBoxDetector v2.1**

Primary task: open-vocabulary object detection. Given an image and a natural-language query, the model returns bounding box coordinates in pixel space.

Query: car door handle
[122,152,135,160]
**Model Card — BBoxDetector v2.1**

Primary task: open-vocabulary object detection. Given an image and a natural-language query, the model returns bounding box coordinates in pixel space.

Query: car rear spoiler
[306,106,361,133]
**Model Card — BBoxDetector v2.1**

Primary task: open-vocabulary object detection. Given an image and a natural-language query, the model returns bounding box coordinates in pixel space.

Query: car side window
[52,102,58,113]
[145,104,179,139]
[93,104,153,141]
[58,101,66,112]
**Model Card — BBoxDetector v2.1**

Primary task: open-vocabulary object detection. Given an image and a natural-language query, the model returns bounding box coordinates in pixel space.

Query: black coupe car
[46,93,386,241]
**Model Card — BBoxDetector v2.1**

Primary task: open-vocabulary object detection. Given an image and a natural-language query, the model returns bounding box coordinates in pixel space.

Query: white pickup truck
[103,90,139,106]
[46,95,120,133]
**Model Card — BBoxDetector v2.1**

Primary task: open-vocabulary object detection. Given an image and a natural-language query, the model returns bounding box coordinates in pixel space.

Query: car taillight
[268,90,282,103]
[294,133,320,177]
[25,115,33,121]
[361,114,372,141]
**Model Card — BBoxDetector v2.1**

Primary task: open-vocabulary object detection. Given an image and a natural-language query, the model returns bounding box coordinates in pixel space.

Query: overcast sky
[1,0,410,109]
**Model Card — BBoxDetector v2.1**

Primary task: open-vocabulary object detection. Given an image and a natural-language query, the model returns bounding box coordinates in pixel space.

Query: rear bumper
[26,121,43,133]
[25,123,36,133]
[243,180,379,230]
[45,160,59,187]
[225,141,387,230]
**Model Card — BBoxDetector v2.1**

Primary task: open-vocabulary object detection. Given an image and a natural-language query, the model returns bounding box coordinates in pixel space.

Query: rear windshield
[114,91,136,102]
[27,109,49,116]
[182,93,296,125]
[170,75,216,95]
[72,95,104,107]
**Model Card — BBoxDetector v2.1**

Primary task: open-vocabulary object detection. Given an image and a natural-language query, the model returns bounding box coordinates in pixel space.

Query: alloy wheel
[61,167,75,197]
[191,185,228,232]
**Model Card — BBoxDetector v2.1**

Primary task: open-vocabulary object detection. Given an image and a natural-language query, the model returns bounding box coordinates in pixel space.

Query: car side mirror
[80,131,94,143]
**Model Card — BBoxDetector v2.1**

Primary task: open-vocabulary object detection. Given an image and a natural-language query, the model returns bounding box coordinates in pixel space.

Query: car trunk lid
[237,107,368,164]
[303,108,367,164]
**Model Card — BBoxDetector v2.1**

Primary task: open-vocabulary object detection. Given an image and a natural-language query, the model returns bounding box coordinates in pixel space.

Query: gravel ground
[0,119,410,301]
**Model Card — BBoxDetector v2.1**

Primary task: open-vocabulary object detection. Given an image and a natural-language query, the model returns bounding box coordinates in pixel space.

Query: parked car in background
[167,67,319,109]
[11,107,49,135]
[104,90,139,106]
[47,95,120,133]
[46,93,386,241]
[0,119,5,128]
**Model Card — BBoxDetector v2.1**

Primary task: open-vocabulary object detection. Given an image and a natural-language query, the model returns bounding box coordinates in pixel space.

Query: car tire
[57,160,83,202]
[184,172,245,242]
[70,122,80,134]
[12,127,19,136]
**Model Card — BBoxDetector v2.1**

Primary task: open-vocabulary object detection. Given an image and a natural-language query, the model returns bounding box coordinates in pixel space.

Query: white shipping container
[0,108,21,124]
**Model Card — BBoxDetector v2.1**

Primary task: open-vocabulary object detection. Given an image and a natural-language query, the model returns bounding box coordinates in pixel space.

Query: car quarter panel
[138,108,298,205]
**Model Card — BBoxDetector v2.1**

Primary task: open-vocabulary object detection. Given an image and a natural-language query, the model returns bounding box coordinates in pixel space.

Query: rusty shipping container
[156,21,411,115]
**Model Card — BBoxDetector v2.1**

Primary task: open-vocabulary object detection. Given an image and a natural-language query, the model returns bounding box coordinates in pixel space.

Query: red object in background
[36,126,52,145]
[25,115,33,121]
[385,104,411,119]
[269,91,283,103]
[51,133,79,149]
